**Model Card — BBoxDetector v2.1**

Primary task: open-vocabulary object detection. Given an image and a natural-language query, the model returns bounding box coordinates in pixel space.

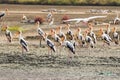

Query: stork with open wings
[63,16,107,24]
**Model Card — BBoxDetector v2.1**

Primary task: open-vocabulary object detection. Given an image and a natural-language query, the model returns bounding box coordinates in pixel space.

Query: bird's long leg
[48,47,51,56]
[39,37,42,47]
[22,46,24,54]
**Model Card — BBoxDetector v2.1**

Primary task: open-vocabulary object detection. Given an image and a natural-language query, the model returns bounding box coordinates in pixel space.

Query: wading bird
[99,28,112,46]
[0,8,8,20]
[65,24,73,38]
[112,27,119,45]
[36,21,45,47]
[48,18,54,26]
[47,10,53,22]
[44,33,56,54]
[17,31,29,53]
[105,24,110,35]
[88,24,97,44]
[63,40,75,54]
[4,25,12,43]
[76,28,85,47]
[84,30,94,48]
[57,26,66,41]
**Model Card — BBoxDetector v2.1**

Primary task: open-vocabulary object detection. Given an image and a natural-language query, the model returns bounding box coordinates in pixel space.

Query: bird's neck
[79,31,81,34]
[19,33,23,39]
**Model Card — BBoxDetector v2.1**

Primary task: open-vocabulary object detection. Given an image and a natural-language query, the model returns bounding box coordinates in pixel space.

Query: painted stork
[62,40,75,54]
[112,27,119,45]
[18,31,29,53]
[0,8,8,19]
[99,28,112,46]
[36,21,45,47]
[105,24,110,35]
[84,30,94,48]
[4,25,12,43]
[57,26,66,41]
[48,18,54,26]
[47,10,53,22]
[44,33,56,54]
[50,29,61,45]
[88,24,97,44]
[76,28,85,47]
[65,24,73,38]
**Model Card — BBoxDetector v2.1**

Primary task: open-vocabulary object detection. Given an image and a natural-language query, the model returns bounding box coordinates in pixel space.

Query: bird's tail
[52,46,56,52]
[114,40,119,45]
[90,41,94,48]
[23,45,29,52]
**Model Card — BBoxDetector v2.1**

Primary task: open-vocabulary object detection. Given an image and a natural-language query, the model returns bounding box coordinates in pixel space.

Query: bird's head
[88,23,92,27]
[36,21,40,25]
[1,24,8,31]
[99,28,104,36]
[16,30,22,35]
[5,8,9,15]
[65,24,70,29]
[49,29,55,35]
[84,29,89,35]
[57,26,62,31]
[15,30,22,38]
[112,27,116,32]
[44,33,48,38]
[106,24,110,28]
[77,28,81,32]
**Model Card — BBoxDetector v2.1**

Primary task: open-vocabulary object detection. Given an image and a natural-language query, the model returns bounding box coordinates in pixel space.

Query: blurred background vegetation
[0,0,120,6]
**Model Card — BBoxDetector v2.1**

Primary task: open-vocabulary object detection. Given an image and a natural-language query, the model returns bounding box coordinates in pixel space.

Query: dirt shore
[0,4,120,80]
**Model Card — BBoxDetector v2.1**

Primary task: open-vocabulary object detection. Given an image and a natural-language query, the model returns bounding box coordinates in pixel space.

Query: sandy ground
[0,4,120,80]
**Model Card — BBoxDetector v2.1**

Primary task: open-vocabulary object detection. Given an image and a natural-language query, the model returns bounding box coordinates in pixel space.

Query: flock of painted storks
[0,9,120,57]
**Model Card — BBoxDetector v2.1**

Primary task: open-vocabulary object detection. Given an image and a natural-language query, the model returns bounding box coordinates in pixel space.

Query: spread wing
[87,16,107,21]
[63,18,84,22]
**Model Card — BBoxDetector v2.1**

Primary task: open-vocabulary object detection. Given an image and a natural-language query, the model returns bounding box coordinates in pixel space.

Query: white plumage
[63,16,107,24]
[5,29,12,43]
[85,30,94,48]
[100,28,112,45]
[44,33,56,52]
[18,31,29,52]
[36,21,45,38]
[112,27,119,44]
[62,40,75,54]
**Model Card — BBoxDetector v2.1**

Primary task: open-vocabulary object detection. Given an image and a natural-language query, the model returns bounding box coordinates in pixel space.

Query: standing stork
[62,40,75,54]
[88,24,97,44]
[36,21,45,47]
[47,10,53,23]
[105,24,110,35]
[0,8,8,20]
[65,24,73,39]
[57,26,66,41]
[17,31,29,53]
[48,18,54,26]
[4,25,12,43]
[84,30,94,48]
[76,28,85,47]
[44,33,56,54]
[50,29,61,45]
[112,27,119,45]
[99,28,112,46]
